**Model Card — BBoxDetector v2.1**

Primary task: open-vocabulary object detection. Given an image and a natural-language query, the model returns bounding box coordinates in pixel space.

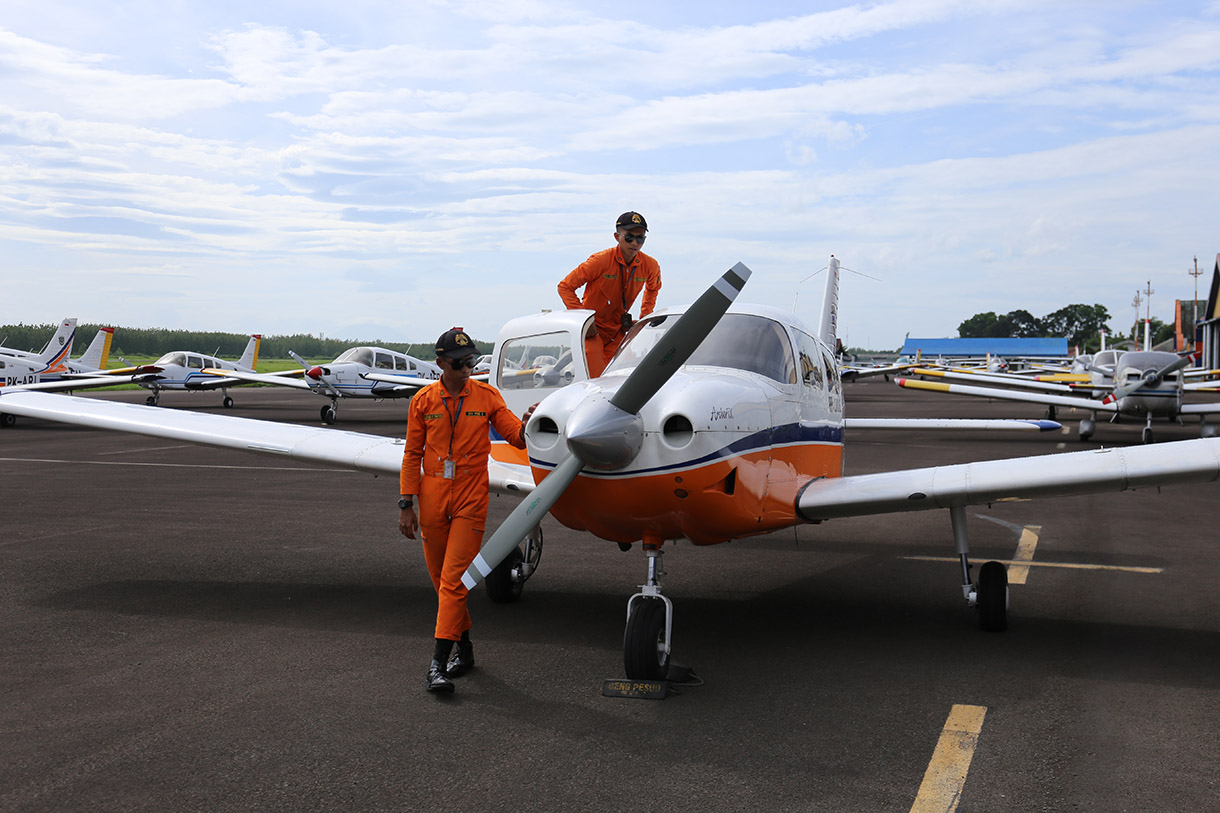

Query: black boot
[446,632,475,678]
[426,639,455,693]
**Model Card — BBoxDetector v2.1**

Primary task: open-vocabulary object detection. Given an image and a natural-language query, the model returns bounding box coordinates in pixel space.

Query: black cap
[435,327,477,360]
[616,211,648,232]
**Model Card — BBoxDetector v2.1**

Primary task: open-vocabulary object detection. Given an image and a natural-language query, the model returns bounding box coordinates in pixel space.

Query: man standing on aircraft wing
[398,328,536,694]
[558,211,662,374]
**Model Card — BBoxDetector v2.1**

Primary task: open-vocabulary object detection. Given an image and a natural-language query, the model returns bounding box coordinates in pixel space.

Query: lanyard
[442,393,465,458]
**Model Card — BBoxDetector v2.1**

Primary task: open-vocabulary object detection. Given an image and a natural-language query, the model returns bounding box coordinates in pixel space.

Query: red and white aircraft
[3,259,1220,681]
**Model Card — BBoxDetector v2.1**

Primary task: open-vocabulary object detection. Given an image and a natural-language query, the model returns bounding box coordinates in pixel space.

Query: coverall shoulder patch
[423,412,444,420]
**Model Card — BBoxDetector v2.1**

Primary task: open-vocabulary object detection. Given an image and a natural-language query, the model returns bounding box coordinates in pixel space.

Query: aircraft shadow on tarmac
[35,565,1219,694]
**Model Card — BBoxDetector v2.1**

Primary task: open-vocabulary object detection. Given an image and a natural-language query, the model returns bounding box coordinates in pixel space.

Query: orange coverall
[400,379,527,641]
[558,247,661,366]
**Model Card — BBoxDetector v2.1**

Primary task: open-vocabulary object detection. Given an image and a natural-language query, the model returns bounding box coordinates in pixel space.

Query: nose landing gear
[624,542,673,680]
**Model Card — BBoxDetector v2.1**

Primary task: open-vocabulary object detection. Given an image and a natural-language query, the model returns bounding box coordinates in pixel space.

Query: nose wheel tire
[485,546,525,603]
[320,405,337,425]
[624,598,671,680]
[976,560,1009,632]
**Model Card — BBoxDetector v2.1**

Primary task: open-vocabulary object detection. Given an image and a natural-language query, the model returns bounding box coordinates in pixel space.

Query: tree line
[0,323,493,361]
[957,304,1114,351]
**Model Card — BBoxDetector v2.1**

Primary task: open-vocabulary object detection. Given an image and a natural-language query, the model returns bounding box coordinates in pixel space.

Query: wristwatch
[397,497,414,510]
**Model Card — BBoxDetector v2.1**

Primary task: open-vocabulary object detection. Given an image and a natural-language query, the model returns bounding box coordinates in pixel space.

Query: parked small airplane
[96,335,264,408]
[897,347,1220,443]
[209,346,442,423]
[8,258,1220,684]
[0,318,78,379]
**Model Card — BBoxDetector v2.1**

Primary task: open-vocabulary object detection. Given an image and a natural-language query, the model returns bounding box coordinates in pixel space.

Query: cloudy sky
[3,0,1218,350]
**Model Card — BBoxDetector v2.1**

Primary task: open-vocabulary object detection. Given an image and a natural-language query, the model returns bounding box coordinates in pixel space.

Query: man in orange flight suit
[398,327,535,693]
[558,211,662,375]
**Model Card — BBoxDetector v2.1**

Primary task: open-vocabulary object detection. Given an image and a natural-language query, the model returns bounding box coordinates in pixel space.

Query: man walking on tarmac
[558,211,662,374]
[398,328,535,693]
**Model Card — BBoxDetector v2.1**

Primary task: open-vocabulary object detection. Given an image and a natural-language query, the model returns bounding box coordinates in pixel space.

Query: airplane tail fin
[240,335,261,370]
[816,256,841,348]
[36,318,78,373]
[76,327,114,371]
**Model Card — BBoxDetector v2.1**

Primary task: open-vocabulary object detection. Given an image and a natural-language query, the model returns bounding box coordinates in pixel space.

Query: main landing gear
[1079,413,1096,441]
[222,394,234,408]
[951,505,1009,632]
[145,390,161,406]
[484,526,543,603]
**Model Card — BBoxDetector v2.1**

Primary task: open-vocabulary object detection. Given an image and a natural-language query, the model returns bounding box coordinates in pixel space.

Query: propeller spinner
[460,262,754,590]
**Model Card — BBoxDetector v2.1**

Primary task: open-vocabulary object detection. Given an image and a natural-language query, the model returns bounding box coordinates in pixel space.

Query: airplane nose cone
[565,394,644,470]
[306,366,324,380]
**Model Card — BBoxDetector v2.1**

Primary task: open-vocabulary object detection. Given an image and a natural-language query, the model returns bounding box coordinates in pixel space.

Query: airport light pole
[1131,290,1143,344]
[1143,280,1155,350]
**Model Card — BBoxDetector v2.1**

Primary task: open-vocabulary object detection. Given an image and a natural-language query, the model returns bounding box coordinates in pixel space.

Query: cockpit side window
[498,332,573,390]
[187,355,203,369]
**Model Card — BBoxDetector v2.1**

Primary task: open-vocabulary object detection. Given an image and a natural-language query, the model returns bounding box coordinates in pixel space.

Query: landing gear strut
[484,526,543,603]
[1141,415,1154,444]
[624,542,673,679]
[950,506,1008,631]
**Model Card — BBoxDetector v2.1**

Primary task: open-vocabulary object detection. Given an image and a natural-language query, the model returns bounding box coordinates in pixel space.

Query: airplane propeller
[460,262,754,590]
[1101,355,1190,405]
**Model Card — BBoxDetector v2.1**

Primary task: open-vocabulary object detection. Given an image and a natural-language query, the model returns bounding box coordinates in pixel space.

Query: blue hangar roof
[900,337,1069,357]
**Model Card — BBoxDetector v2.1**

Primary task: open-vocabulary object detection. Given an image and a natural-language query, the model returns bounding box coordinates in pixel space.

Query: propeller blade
[461,454,584,590]
[1102,355,1190,404]
[460,262,754,590]
[609,261,752,415]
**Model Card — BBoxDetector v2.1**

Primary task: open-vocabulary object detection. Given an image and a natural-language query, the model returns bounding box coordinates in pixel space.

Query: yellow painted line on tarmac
[902,555,1162,575]
[1006,525,1040,585]
[909,704,988,813]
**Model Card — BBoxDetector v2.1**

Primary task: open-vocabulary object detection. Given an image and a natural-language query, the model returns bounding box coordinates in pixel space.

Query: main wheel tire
[977,560,1008,632]
[223,396,234,408]
[624,598,671,680]
[0,412,15,428]
[485,547,524,604]
[146,395,157,406]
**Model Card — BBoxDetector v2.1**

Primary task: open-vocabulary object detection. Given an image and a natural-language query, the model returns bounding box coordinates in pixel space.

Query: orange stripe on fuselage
[533,442,843,546]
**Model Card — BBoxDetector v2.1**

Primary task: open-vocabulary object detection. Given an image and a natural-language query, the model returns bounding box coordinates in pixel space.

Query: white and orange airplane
[3,259,1220,682]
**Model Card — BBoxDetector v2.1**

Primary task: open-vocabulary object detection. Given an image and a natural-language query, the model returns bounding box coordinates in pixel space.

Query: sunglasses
[447,356,478,369]
[620,232,646,244]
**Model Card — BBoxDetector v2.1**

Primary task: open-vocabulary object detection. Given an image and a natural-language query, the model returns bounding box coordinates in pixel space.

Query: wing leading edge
[0,391,535,495]
[797,438,1220,521]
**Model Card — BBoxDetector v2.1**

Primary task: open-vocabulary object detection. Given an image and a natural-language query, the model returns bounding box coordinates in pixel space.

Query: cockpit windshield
[606,313,796,384]
[154,352,187,367]
[335,348,375,367]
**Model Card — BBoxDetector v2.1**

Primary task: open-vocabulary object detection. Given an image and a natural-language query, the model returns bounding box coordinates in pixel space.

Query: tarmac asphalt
[2,379,1219,812]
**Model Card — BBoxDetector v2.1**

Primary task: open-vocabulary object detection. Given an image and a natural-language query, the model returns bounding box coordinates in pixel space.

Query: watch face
[398,498,411,509]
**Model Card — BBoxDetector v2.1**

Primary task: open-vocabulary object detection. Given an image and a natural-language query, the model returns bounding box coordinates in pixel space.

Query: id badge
[443,459,455,480]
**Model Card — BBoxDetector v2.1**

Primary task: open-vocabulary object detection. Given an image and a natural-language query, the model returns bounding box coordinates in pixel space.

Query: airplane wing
[839,363,914,382]
[1177,402,1220,415]
[0,391,535,495]
[797,438,1220,520]
[205,369,315,391]
[1,375,142,393]
[844,418,1061,432]
[909,367,1076,393]
[896,377,1118,413]
[357,372,433,395]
